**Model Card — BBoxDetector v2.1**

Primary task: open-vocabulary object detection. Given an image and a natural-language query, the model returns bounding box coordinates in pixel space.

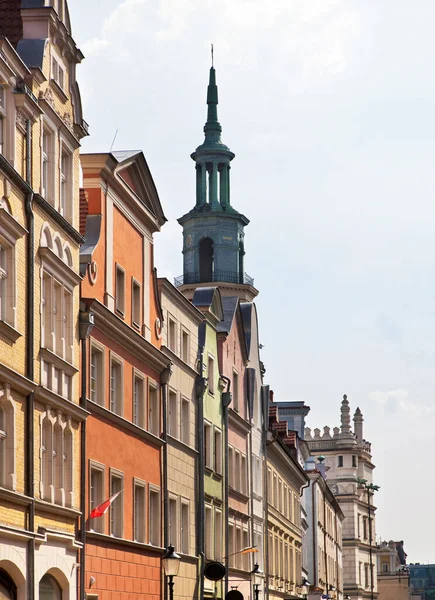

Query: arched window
[41,417,53,501]
[39,574,62,600]
[0,405,6,486]
[199,237,214,283]
[0,568,17,600]
[64,427,73,507]
[53,423,63,505]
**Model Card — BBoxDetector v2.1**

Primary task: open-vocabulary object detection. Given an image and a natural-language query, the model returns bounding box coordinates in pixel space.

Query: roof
[216,296,239,333]
[192,287,224,322]
[112,150,140,162]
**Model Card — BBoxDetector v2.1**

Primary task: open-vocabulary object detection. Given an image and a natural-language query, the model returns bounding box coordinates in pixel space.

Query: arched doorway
[39,574,62,600]
[0,569,17,600]
[199,237,214,282]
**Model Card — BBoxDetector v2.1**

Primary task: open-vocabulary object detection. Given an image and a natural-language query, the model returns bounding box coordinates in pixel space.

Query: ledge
[35,498,81,519]
[87,531,165,555]
[229,486,250,503]
[167,434,198,457]
[35,385,90,422]
[0,320,22,343]
[88,399,165,448]
[50,78,68,103]
[0,487,32,506]
[39,246,82,287]
[40,347,78,376]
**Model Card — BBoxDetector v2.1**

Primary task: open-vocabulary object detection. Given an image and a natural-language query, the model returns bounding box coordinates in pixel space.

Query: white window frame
[205,504,213,559]
[90,339,105,406]
[115,264,126,316]
[214,507,222,561]
[168,494,178,548]
[51,49,66,91]
[109,468,124,538]
[148,380,160,436]
[133,478,146,543]
[0,85,5,156]
[0,384,16,491]
[59,136,73,222]
[109,353,123,416]
[168,388,178,438]
[207,354,215,394]
[0,209,26,335]
[40,408,73,507]
[132,370,146,428]
[214,427,222,475]
[41,119,56,204]
[181,327,190,363]
[180,498,190,555]
[89,460,105,533]
[232,369,239,412]
[180,396,190,446]
[148,484,161,546]
[168,316,177,353]
[204,421,213,469]
[131,278,141,329]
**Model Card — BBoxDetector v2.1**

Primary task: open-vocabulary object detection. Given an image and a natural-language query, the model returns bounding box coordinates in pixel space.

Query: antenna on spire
[211,43,214,67]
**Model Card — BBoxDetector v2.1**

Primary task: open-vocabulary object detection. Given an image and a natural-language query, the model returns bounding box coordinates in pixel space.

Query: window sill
[116,308,125,319]
[41,347,78,376]
[229,486,249,502]
[87,530,165,555]
[35,497,81,518]
[0,320,22,343]
[50,78,68,104]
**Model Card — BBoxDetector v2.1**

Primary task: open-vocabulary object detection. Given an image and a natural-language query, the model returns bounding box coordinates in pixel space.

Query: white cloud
[370,389,435,416]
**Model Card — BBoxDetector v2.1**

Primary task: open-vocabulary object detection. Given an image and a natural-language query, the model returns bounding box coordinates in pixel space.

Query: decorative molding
[0,320,22,343]
[34,385,89,422]
[39,246,81,287]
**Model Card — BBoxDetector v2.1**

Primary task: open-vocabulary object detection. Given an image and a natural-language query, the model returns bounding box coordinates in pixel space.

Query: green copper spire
[204,67,222,141]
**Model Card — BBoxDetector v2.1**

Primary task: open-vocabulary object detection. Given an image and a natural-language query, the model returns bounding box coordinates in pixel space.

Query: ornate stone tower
[175,65,258,301]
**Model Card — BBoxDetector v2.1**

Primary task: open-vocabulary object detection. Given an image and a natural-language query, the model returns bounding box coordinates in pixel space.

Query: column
[196,164,203,206]
[209,162,218,207]
[220,164,228,207]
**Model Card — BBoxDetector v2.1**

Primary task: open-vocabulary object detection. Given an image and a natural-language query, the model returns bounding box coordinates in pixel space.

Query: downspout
[79,310,94,600]
[312,483,317,588]
[24,118,35,600]
[262,385,270,600]
[220,375,231,598]
[324,490,328,593]
[196,344,207,600]
[368,490,374,600]
[161,363,173,600]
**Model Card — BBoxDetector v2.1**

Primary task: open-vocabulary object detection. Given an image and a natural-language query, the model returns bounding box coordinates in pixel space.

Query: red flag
[89,490,121,519]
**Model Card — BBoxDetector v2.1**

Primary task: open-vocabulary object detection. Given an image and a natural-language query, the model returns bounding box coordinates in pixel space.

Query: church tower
[176,64,258,301]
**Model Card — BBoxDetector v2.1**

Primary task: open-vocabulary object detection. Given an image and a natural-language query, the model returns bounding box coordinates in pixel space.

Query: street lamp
[356,478,380,600]
[162,545,181,600]
[251,563,263,600]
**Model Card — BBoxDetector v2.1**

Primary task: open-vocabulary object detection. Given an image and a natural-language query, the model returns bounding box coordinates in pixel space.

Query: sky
[68,0,435,562]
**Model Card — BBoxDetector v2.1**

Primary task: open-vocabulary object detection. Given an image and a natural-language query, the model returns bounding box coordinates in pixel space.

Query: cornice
[167,434,198,457]
[34,385,89,421]
[228,407,251,433]
[0,487,32,506]
[87,299,170,375]
[158,277,204,323]
[161,346,198,379]
[0,363,34,394]
[86,531,164,555]
[34,194,84,244]
[229,486,250,505]
[35,499,81,520]
[88,399,164,448]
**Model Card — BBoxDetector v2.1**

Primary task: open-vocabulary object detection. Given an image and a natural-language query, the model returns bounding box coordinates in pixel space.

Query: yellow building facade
[0,1,86,598]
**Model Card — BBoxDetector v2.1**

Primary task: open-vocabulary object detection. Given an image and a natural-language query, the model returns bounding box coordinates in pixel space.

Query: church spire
[204,66,222,144]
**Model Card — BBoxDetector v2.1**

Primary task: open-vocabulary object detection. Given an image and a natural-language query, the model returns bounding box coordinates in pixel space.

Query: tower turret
[176,63,258,302]
[353,407,364,447]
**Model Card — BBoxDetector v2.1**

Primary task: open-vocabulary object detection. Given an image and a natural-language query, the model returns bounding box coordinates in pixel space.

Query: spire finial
[211,43,214,67]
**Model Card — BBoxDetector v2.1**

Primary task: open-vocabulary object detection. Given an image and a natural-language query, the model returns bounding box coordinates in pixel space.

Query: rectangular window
[233,370,239,411]
[204,422,213,469]
[181,329,189,363]
[110,358,123,416]
[168,390,178,438]
[89,464,104,533]
[133,374,145,427]
[168,497,177,548]
[215,508,222,561]
[134,481,146,543]
[228,446,234,488]
[278,479,282,511]
[168,318,176,353]
[148,383,159,435]
[338,455,344,467]
[59,147,72,221]
[205,505,213,559]
[0,86,5,155]
[243,529,250,570]
[132,279,141,328]
[352,455,357,467]
[115,265,125,315]
[236,527,242,569]
[181,397,190,445]
[181,500,189,554]
[90,345,104,405]
[149,487,160,545]
[235,452,241,490]
[42,130,49,197]
[0,243,11,324]
[109,472,123,538]
[363,517,368,540]
[214,428,222,474]
[207,355,215,394]
[241,455,247,495]
[228,523,235,568]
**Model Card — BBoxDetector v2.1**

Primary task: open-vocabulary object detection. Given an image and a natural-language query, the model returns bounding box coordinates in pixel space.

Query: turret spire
[204,66,222,144]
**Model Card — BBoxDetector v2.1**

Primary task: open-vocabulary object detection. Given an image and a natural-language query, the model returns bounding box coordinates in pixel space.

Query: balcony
[174,271,254,288]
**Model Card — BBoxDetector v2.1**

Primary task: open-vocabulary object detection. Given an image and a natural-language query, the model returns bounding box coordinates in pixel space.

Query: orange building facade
[80,151,171,600]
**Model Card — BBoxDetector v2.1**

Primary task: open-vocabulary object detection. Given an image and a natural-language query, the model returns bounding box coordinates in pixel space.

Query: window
[364,564,369,588]
[51,55,65,90]
[148,382,159,435]
[181,397,190,445]
[205,505,213,559]
[243,529,250,570]
[39,574,62,600]
[228,446,234,488]
[59,146,72,221]
[352,455,357,467]
[363,517,368,540]
[382,563,388,573]
[338,455,344,467]
[109,471,123,537]
[278,479,282,511]
[0,242,12,325]
[283,484,288,517]
[0,86,5,155]
[214,508,222,561]
[0,391,14,491]
[90,344,104,405]
[149,487,160,545]
[168,318,176,352]
[241,454,247,495]
[181,500,189,554]
[236,527,242,569]
[132,279,141,327]
[89,463,104,533]
[110,357,123,416]
[207,355,215,393]
[228,523,235,568]
[134,481,146,542]
[181,329,189,363]
[232,370,239,411]
[115,265,125,315]
[40,411,74,507]
[204,422,213,469]
[168,389,178,438]
[214,428,222,474]
[235,452,241,490]
[168,496,177,547]
[133,373,145,428]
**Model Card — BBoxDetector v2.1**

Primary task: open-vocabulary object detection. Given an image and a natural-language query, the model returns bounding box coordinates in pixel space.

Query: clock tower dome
[175,64,258,301]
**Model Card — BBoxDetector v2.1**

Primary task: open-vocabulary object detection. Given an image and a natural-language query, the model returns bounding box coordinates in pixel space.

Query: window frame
[89,460,105,533]
[109,353,123,417]
[207,354,215,394]
[214,427,222,475]
[181,327,190,363]
[204,420,213,469]
[133,478,147,543]
[232,369,239,412]
[180,396,190,446]
[168,316,177,353]
[180,498,190,555]
[109,468,124,538]
[131,278,141,329]
[168,493,178,548]
[148,380,160,435]
[0,384,16,491]
[132,370,146,428]
[115,263,126,316]
[89,339,105,406]
[148,484,161,546]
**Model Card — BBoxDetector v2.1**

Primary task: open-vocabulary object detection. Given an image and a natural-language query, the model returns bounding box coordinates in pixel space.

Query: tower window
[338,455,344,467]
[199,237,214,282]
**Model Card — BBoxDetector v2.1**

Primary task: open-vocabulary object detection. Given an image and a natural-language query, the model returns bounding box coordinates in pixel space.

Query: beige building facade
[158,277,203,600]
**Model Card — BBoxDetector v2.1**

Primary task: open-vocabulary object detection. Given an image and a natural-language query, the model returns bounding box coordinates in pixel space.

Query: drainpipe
[24,118,35,600]
[262,385,270,600]
[79,310,95,600]
[196,345,207,600]
[220,375,231,598]
[161,362,173,600]
[312,482,317,588]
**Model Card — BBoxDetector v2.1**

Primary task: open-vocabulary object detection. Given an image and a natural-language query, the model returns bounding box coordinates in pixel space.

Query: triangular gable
[192,287,224,324]
[112,150,166,228]
[240,302,260,363]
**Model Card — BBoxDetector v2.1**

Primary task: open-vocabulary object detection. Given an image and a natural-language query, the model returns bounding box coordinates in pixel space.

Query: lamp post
[251,563,263,600]
[357,479,380,600]
[162,545,181,600]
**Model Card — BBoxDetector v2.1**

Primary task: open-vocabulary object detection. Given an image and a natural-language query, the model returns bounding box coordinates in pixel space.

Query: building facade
[0,0,87,597]
[305,397,378,600]
[157,277,203,600]
[80,151,171,600]
[377,541,409,600]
